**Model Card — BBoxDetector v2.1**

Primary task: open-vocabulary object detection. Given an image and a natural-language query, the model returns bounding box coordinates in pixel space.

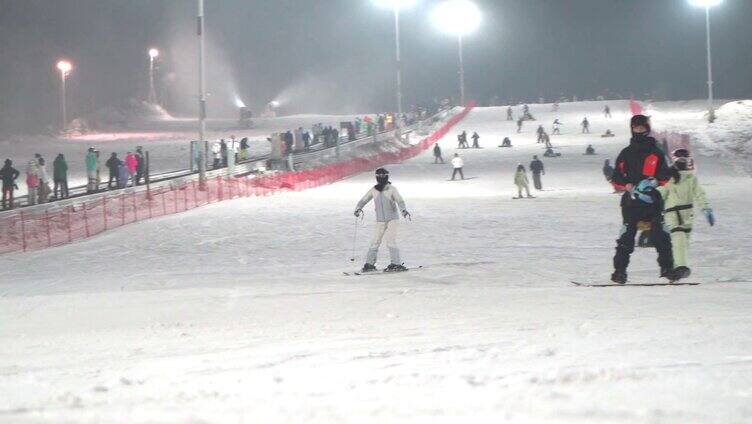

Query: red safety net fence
[0,103,474,254]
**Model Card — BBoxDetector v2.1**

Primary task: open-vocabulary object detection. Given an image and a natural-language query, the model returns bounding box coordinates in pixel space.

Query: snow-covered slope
[1,101,751,423]
[647,99,752,175]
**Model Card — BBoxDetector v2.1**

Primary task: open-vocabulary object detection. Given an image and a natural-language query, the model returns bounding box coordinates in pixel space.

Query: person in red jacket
[610,115,677,283]
[125,152,138,187]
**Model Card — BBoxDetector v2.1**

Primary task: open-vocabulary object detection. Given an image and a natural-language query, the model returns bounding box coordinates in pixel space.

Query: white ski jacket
[356,183,407,222]
[452,157,464,169]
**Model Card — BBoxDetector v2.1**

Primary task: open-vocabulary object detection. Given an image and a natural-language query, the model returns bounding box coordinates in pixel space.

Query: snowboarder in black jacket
[433,143,445,164]
[0,159,20,210]
[529,156,545,190]
[471,132,480,148]
[610,115,676,283]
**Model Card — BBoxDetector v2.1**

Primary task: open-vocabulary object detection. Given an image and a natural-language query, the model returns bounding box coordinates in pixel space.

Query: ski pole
[350,213,362,262]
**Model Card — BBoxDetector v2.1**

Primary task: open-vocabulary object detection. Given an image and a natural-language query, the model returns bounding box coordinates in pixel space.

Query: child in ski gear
[500,137,512,147]
[581,117,590,133]
[506,106,513,121]
[530,156,545,190]
[585,145,596,155]
[516,118,523,133]
[451,154,465,180]
[240,137,250,160]
[604,105,612,118]
[433,144,445,164]
[610,115,676,283]
[117,161,129,189]
[26,159,39,206]
[354,168,410,272]
[471,132,480,148]
[514,164,533,198]
[52,154,69,199]
[657,149,713,279]
[0,159,20,210]
[601,129,615,138]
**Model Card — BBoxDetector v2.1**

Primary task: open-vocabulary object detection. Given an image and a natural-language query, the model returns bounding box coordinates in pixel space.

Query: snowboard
[512,196,536,199]
[447,177,478,182]
[344,266,423,276]
[570,281,700,287]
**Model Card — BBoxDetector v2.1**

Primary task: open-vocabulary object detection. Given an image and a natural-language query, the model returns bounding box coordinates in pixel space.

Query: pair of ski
[571,281,700,287]
[343,266,423,277]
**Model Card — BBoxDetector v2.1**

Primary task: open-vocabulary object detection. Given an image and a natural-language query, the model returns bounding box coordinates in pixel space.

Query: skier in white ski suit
[354,168,411,272]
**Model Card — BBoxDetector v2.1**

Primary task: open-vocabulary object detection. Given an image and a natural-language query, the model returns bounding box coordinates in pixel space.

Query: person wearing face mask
[610,115,677,284]
[354,168,411,273]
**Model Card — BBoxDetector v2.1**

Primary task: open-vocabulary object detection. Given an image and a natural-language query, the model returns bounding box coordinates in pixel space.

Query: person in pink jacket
[125,152,138,187]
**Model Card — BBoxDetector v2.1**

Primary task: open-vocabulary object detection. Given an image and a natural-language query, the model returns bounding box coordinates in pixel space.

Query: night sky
[1,0,751,133]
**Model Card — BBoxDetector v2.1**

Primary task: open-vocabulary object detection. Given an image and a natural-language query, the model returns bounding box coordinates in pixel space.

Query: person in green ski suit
[657,149,714,279]
[85,147,98,193]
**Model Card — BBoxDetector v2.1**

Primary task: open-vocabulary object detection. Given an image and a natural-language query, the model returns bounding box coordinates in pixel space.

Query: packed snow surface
[1,101,751,423]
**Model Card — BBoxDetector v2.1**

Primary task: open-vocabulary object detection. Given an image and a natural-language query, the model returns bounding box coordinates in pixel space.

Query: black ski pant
[54,179,68,198]
[614,206,673,272]
[434,155,444,164]
[108,171,117,189]
[532,172,542,190]
[451,168,464,180]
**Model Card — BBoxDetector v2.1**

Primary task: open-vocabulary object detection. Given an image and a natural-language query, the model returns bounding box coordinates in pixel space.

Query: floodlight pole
[197,0,207,186]
[703,6,715,123]
[458,34,466,106]
[394,6,404,120]
[60,70,67,130]
[148,54,158,104]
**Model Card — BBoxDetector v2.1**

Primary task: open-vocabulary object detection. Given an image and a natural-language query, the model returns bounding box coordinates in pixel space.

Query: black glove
[402,210,411,219]
[354,209,363,218]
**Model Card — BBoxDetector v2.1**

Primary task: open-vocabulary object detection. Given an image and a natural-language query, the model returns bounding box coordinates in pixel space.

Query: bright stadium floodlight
[431,0,481,37]
[689,0,722,122]
[56,60,72,75]
[148,48,159,59]
[431,0,481,105]
[56,60,73,130]
[372,0,418,122]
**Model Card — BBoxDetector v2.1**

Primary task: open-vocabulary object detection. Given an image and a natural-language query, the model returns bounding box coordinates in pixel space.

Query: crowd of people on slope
[88,147,147,193]
[354,114,715,284]
[0,146,149,211]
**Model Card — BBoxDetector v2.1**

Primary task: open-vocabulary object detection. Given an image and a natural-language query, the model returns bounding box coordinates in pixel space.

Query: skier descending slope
[610,115,677,284]
[658,149,715,279]
[354,168,411,273]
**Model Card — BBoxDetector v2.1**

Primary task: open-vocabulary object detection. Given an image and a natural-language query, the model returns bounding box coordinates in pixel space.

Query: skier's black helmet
[375,168,389,185]
[672,148,693,171]
[630,114,651,135]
